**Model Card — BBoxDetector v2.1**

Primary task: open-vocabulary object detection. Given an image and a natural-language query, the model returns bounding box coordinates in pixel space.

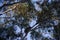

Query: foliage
[0,0,60,40]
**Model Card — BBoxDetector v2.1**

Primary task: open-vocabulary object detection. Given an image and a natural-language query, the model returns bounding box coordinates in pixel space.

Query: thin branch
[21,23,39,40]
[0,1,21,9]
[3,5,16,13]
[0,3,16,16]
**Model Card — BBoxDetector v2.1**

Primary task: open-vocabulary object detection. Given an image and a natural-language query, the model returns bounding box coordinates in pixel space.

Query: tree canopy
[0,0,60,40]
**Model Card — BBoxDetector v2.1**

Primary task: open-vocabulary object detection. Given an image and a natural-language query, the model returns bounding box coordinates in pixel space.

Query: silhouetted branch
[22,23,39,40]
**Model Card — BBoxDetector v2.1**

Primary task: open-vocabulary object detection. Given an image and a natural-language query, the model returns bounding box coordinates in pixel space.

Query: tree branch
[21,23,39,40]
[0,1,21,9]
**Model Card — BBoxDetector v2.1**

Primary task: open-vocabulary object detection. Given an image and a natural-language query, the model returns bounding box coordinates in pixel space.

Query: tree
[0,0,60,40]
